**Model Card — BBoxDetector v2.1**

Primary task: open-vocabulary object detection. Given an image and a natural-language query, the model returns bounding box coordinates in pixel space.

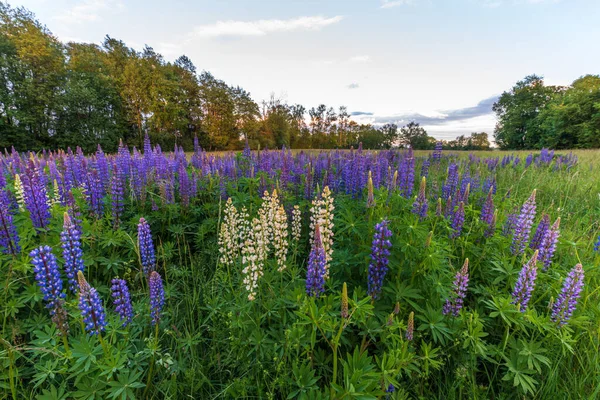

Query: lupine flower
[421,159,430,178]
[291,205,302,243]
[530,214,550,250]
[14,173,25,211]
[551,264,584,326]
[450,202,465,238]
[480,187,495,226]
[432,141,443,161]
[511,189,537,255]
[406,311,414,340]
[110,173,125,229]
[242,217,265,301]
[111,278,134,327]
[22,160,51,229]
[0,189,20,255]
[443,259,469,317]
[341,282,349,319]
[77,271,107,335]
[31,246,65,312]
[306,224,327,297]
[138,217,156,276]
[309,186,334,278]
[367,219,393,299]
[149,271,165,326]
[436,198,442,217]
[442,163,459,201]
[539,217,560,270]
[425,230,433,247]
[273,204,289,272]
[411,177,428,219]
[366,171,375,208]
[485,210,498,238]
[61,212,85,294]
[444,196,453,218]
[511,251,539,312]
[595,235,600,252]
[502,208,519,236]
[51,299,70,336]
[218,198,239,267]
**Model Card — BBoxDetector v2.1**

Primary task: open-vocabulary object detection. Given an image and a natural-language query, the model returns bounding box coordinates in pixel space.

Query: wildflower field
[1,140,599,399]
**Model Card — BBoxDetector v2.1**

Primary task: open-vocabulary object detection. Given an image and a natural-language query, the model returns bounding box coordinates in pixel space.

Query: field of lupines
[1,138,599,399]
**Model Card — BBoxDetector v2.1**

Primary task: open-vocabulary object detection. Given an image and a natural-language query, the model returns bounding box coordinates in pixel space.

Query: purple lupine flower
[595,235,600,252]
[444,196,454,219]
[77,271,107,335]
[525,154,533,168]
[61,212,85,294]
[149,271,165,326]
[110,172,125,229]
[421,159,430,178]
[411,177,428,219]
[83,169,104,218]
[111,278,134,327]
[539,217,560,270]
[551,263,584,327]
[480,187,494,226]
[442,163,459,201]
[502,208,519,236]
[0,189,20,255]
[485,210,497,238]
[511,190,537,255]
[138,217,156,277]
[306,224,327,297]
[530,214,550,250]
[443,259,469,317]
[432,141,443,161]
[511,251,539,312]
[367,219,393,299]
[31,246,65,312]
[22,160,51,230]
[450,202,465,239]
[96,145,110,191]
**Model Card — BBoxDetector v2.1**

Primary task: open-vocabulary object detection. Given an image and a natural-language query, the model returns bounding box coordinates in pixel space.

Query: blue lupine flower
[22,160,51,230]
[595,235,600,252]
[412,177,428,219]
[110,171,125,228]
[61,212,85,294]
[306,224,327,297]
[368,219,392,299]
[138,217,156,276]
[511,190,537,255]
[432,141,443,161]
[443,259,469,317]
[0,189,20,255]
[480,187,494,226]
[111,278,134,327]
[77,271,107,335]
[442,163,459,201]
[450,202,465,239]
[31,245,65,312]
[149,271,165,326]
[539,217,560,271]
[530,214,550,250]
[511,251,539,312]
[551,263,584,327]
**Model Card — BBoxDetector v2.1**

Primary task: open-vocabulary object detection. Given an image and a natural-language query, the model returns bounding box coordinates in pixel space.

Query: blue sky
[13,0,600,140]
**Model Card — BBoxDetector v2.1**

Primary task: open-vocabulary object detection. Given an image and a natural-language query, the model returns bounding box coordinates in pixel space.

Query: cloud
[53,0,124,24]
[354,95,499,128]
[347,83,360,89]
[349,55,370,63]
[189,15,344,38]
[351,111,374,116]
[381,0,416,9]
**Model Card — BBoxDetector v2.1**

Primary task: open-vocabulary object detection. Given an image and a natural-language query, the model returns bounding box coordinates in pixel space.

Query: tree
[399,122,432,149]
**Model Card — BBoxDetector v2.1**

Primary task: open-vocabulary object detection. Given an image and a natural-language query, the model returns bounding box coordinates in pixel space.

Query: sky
[11,0,600,140]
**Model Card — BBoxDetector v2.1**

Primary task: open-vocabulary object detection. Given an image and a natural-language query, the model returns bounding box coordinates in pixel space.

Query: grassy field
[1,146,599,399]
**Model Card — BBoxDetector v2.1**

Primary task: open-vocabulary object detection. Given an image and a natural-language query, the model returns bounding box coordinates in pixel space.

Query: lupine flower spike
[61,212,85,293]
[511,189,537,255]
[111,278,134,327]
[138,217,156,277]
[31,246,65,312]
[539,217,560,270]
[450,201,465,238]
[412,176,428,219]
[511,250,539,312]
[367,219,393,299]
[0,189,20,255]
[443,259,469,317]
[366,171,375,208]
[306,224,327,297]
[530,214,550,250]
[406,311,414,341]
[341,282,349,319]
[551,263,584,326]
[77,271,107,335]
[149,271,165,326]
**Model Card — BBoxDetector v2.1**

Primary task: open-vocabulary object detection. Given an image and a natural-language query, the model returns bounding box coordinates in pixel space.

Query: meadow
[0,140,599,399]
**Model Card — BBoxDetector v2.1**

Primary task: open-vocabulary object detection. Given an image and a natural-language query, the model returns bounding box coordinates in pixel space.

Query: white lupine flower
[242,217,265,301]
[14,173,25,211]
[218,198,239,267]
[309,186,335,278]
[291,205,302,243]
[273,205,289,272]
[49,179,61,207]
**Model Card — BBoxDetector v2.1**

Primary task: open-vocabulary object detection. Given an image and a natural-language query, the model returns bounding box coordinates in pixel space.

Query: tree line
[493,74,600,149]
